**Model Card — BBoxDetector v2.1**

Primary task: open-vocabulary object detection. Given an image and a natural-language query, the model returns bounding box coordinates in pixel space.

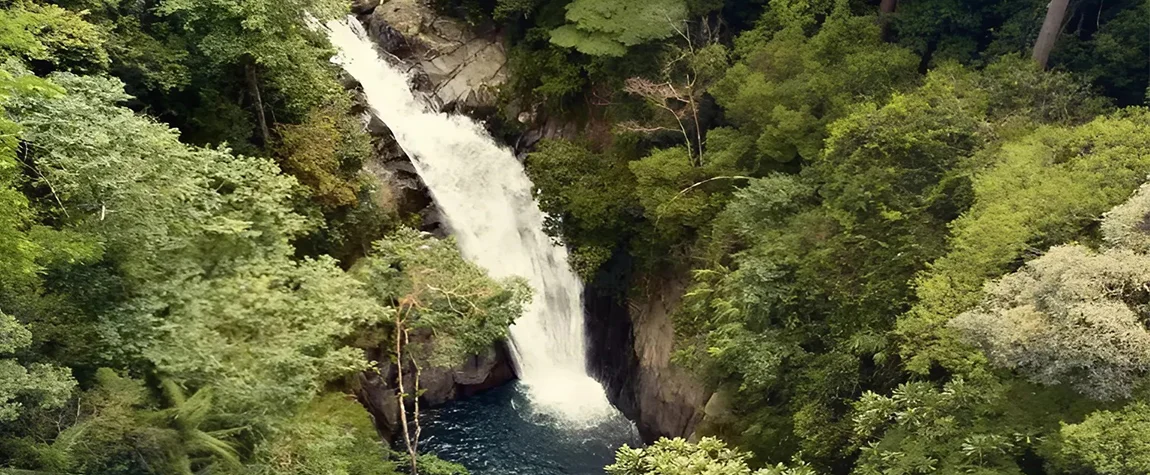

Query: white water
[321,17,619,426]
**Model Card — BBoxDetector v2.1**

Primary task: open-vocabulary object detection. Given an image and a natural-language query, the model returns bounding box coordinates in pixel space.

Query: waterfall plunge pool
[420,381,642,475]
[319,17,642,473]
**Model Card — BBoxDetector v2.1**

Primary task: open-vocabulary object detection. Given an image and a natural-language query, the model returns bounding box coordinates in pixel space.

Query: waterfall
[321,17,619,426]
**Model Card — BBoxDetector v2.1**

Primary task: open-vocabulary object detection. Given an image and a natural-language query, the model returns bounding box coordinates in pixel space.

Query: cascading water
[321,17,621,427]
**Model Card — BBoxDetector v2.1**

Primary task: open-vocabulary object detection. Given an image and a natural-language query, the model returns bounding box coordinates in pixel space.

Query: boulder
[354,340,517,439]
[363,0,507,109]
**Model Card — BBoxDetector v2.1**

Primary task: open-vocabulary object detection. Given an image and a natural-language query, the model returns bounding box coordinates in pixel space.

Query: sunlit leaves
[607,436,816,475]
[550,0,688,57]
[357,228,530,368]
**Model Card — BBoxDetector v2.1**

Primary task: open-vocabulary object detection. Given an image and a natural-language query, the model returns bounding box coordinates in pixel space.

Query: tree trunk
[394,306,418,475]
[1033,0,1070,68]
[879,0,897,40]
[245,62,272,147]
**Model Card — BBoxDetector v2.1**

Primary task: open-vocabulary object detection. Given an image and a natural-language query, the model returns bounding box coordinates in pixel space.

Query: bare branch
[655,175,753,225]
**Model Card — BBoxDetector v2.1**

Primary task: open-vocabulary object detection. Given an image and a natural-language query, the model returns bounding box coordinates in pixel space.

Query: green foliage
[0,311,75,423]
[9,73,308,284]
[952,183,1150,400]
[1050,0,1149,106]
[892,0,1148,106]
[144,257,383,415]
[417,453,471,475]
[0,63,404,474]
[0,3,108,73]
[275,98,370,209]
[357,228,531,367]
[852,376,1021,475]
[1057,402,1150,475]
[550,0,688,57]
[891,0,1045,65]
[250,393,398,475]
[628,142,743,250]
[898,110,1150,374]
[526,138,637,276]
[154,0,343,116]
[712,4,919,164]
[851,373,1102,475]
[0,68,82,429]
[952,244,1150,400]
[606,437,816,475]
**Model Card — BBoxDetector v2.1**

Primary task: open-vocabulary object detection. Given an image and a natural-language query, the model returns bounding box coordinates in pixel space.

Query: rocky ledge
[353,0,507,111]
[355,342,516,442]
[586,256,712,442]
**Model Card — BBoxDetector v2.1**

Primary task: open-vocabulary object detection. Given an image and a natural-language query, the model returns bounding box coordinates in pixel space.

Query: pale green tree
[550,0,688,57]
[951,182,1150,400]
[606,437,816,475]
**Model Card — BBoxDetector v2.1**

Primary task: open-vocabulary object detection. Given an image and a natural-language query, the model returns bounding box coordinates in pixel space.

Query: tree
[951,182,1150,400]
[1057,403,1150,475]
[606,437,816,475]
[851,376,1031,475]
[357,229,530,474]
[0,3,108,74]
[1032,0,1069,67]
[710,4,918,164]
[622,31,728,163]
[6,72,315,370]
[274,100,370,209]
[951,245,1150,400]
[143,257,385,416]
[0,311,75,424]
[0,68,86,428]
[249,392,399,475]
[550,0,689,57]
[525,139,637,276]
[898,110,1150,374]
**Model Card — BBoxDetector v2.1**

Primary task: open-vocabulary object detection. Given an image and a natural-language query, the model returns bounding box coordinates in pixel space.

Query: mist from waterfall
[321,17,620,426]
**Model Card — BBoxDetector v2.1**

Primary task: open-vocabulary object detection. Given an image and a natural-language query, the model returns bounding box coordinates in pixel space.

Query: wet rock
[355,341,517,440]
[420,366,457,406]
[367,18,409,55]
[353,353,402,442]
[691,389,734,441]
[351,0,381,14]
[455,346,505,385]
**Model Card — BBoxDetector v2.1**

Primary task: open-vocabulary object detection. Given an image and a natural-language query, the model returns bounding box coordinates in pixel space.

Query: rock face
[355,342,516,441]
[586,256,711,442]
[357,0,507,110]
[628,274,711,440]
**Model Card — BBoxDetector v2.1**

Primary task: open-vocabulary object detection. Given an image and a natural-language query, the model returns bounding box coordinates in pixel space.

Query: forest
[1,0,1150,473]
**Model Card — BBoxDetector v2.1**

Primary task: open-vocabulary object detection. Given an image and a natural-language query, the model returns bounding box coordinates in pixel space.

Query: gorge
[322,14,645,472]
[4,0,1149,473]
